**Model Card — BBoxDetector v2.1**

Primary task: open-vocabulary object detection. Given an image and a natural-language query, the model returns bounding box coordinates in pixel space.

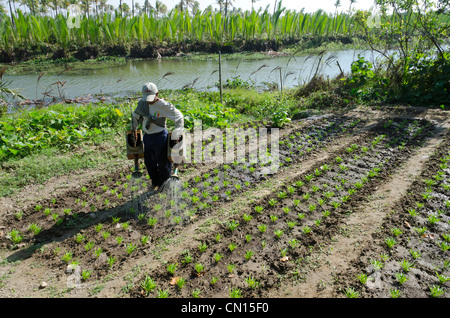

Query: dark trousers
[143,129,172,188]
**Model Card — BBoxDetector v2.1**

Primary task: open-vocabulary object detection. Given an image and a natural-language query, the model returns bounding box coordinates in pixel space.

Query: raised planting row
[125,117,435,298]
[0,115,365,282]
[339,131,450,299]
[147,115,365,219]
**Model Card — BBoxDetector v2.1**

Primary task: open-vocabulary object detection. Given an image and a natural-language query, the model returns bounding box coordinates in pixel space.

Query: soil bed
[1,109,449,299]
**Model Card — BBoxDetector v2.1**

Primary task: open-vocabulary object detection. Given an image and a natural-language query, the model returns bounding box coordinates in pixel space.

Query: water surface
[4,49,382,100]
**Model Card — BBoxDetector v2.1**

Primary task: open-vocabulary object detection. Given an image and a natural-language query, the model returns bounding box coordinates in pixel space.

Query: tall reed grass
[0,8,362,54]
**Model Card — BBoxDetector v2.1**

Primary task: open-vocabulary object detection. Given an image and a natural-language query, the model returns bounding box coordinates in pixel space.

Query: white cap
[141,82,158,102]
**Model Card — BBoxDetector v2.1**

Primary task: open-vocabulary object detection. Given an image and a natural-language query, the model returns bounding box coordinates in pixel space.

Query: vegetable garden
[1,104,449,299]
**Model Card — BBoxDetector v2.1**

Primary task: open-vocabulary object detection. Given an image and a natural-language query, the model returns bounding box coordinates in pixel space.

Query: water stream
[4,49,383,101]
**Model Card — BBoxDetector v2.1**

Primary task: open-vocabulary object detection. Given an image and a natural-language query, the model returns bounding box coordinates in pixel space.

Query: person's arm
[131,100,146,130]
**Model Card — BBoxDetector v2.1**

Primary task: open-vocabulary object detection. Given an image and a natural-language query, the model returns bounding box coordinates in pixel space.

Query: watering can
[126,130,144,178]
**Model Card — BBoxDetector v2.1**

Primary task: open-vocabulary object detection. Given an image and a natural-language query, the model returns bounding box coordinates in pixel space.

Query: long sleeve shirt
[132,98,184,139]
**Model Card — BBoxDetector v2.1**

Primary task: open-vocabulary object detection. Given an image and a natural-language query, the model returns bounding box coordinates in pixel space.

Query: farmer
[131,82,184,190]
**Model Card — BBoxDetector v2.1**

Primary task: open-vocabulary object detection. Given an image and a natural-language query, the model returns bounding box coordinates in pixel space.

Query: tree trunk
[8,0,15,26]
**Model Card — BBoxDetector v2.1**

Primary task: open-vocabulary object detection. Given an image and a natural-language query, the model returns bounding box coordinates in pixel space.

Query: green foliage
[350,0,450,106]
[220,76,255,89]
[0,103,127,162]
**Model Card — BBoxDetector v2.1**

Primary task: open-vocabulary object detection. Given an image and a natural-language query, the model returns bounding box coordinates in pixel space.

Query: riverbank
[1,36,365,76]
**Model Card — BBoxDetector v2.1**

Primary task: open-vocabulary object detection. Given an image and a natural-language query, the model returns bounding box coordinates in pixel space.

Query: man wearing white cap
[131,82,184,190]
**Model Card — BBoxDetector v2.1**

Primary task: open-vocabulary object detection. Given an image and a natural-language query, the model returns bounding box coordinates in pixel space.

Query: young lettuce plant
[140,275,157,296]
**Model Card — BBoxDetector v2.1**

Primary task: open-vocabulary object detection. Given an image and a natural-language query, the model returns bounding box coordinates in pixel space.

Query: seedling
[302,226,311,235]
[270,215,278,223]
[95,223,103,232]
[14,211,23,220]
[400,259,414,272]
[370,259,383,271]
[287,221,297,229]
[268,199,278,207]
[166,263,178,275]
[198,242,208,253]
[428,214,440,225]
[84,241,95,251]
[391,228,402,237]
[254,206,264,214]
[227,263,237,274]
[107,256,116,269]
[112,216,121,224]
[227,220,240,232]
[288,239,299,248]
[147,217,158,227]
[274,229,284,239]
[126,243,137,255]
[75,233,85,244]
[28,223,42,235]
[436,272,450,285]
[429,285,445,298]
[357,273,370,285]
[443,234,450,243]
[278,191,287,199]
[140,275,157,296]
[244,250,254,261]
[210,276,219,286]
[245,276,260,289]
[385,237,396,249]
[194,263,204,274]
[396,272,409,285]
[407,209,418,217]
[416,227,428,236]
[439,241,450,252]
[94,247,103,258]
[62,251,73,263]
[258,224,267,233]
[390,289,401,298]
[344,287,359,298]
[409,249,421,259]
[228,243,237,252]
[101,231,111,240]
[229,287,242,298]
[332,201,341,209]
[115,236,123,245]
[214,253,223,263]
[295,180,304,188]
